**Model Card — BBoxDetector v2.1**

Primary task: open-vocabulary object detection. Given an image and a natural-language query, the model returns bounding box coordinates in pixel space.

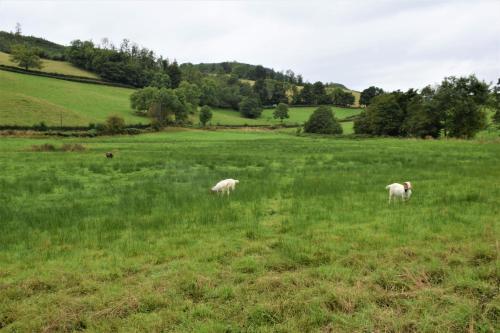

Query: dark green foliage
[0,30,66,60]
[273,103,289,122]
[9,44,43,70]
[354,94,404,136]
[355,76,490,138]
[167,60,182,88]
[199,105,212,126]
[105,115,125,134]
[175,81,201,114]
[360,86,384,106]
[298,83,315,105]
[312,81,330,104]
[239,97,263,118]
[330,88,355,107]
[304,106,343,134]
[402,87,442,138]
[130,86,188,125]
[130,87,159,114]
[436,75,489,138]
[490,79,500,126]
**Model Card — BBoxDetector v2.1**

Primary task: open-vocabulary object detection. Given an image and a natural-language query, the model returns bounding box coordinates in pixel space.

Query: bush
[199,105,212,126]
[304,106,343,134]
[105,115,125,134]
[239,97,262,119]
[33,121,48,132]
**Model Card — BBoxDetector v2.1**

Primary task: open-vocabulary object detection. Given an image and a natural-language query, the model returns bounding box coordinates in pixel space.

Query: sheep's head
[403,181,412,190]
[235,180,239,184]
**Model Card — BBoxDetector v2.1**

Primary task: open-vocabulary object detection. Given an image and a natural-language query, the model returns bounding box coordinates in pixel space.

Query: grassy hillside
[0,131,498,332]
[0,70,144,126]
[0,69,360,128]
[0,51,99,79]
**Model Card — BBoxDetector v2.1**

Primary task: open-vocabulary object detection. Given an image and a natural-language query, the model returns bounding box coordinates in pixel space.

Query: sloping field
[0,51,99,79]
[209,107,361,127]
[0,131,498,332]
[0,70,146,126]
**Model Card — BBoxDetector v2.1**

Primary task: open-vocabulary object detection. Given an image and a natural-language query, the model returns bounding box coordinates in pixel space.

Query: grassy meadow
[0,130,498,332]
[0,70,146,126]
[0,51,99,79]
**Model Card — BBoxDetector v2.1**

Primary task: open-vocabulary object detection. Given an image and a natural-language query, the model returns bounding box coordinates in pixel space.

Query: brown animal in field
[105,152,113,158]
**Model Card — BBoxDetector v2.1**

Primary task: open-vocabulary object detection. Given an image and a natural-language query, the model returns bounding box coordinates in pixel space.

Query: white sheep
[211,179,239,195]
[386,181,412,203]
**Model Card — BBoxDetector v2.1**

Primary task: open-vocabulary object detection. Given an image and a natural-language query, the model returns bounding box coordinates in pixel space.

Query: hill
[0,51,99,79]
[0,31,66,60]
[0,69,360,128]
[0,70,144,126]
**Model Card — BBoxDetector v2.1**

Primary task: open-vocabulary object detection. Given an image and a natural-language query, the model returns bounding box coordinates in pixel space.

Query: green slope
[0,70,144,126]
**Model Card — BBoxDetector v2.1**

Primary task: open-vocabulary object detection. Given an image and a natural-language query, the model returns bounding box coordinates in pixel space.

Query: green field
[0,70,146,126]
[205,107,360,127]
[0,130,498,332]
[0,51,99,79]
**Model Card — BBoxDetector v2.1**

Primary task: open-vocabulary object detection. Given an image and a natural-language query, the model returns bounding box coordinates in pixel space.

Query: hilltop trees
[273,103,289,122]
[360,86,384,106]
[304,106,342,134]
[9,44,43,70]
[130,87,187,125]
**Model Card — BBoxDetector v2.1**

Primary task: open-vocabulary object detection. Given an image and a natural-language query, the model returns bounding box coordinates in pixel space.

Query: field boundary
[0,65,135,89]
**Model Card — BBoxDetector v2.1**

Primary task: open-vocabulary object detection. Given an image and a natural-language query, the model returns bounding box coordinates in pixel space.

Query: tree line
[354,75,499,139]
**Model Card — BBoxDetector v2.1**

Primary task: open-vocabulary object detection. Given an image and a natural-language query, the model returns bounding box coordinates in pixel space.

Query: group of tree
[0,29,67,60]
[66,39,182,87]
[354,75,493,138]
[188,62,303,84]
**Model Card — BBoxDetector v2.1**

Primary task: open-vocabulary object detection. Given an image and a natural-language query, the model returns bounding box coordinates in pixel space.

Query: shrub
[33,121,48,132]
[304,106,343,134]
[239,97,262,119]
[105,115,125,134]
[199,105,212,127]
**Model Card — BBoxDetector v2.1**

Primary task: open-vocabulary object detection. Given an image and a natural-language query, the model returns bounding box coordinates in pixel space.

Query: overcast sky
[1,0,499,91]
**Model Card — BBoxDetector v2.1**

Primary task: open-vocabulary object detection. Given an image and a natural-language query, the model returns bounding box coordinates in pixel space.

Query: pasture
[0,70,146,126]
[0,130,498,332]
[0,51,99,79]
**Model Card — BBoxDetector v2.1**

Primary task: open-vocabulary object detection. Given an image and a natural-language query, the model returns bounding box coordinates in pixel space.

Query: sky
[0,0,499,91]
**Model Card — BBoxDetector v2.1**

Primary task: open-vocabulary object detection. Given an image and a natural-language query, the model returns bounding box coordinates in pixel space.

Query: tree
[298,83,315,105]
[175,81,201,114]
[354,94,404,136]
[312,81,330,104]
[304,106,342,134]
[149,72,171,88]
[9,44,43,70]
[199,105,212,126]
[167,60,182,88]
[273,103,289,123]
[130,86,158,114]
[360,86,384,106]
[15,22,22,36]
[435,75,489,138]
[330,88,355,107]
[239,97,262,118]
[105,115,125,134]
[400,86,442,138]
[491,79,500,127]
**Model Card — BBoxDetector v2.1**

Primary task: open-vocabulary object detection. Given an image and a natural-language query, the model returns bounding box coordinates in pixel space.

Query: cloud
[0,0,498,90]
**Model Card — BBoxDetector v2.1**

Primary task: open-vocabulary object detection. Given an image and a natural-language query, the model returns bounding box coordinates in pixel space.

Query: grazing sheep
[386,181,412,203]
[105,152,113,158]
[211,179,239,195]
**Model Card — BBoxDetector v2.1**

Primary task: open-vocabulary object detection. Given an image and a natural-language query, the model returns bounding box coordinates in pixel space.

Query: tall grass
[0,131,498,332]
